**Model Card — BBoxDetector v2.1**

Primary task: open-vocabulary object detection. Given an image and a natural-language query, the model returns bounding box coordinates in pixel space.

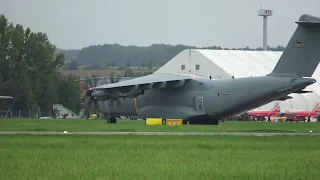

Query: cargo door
[195,96,204,112]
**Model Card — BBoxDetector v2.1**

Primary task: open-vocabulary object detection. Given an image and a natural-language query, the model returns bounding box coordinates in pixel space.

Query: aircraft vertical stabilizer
[312,103,320,112]
[269,14,320,77]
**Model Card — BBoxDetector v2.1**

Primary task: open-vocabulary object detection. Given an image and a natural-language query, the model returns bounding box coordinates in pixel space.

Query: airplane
[247,102,280,121]
[282,103,320,122]
[83,14,320,125]
[287,103,320,117]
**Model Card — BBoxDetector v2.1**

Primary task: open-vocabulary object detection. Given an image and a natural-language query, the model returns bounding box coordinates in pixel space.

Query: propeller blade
[89,99,98,109]
[116,99,121,107]
[108,98,122,108]
[94,99,98,109]
[110,72,115,83]
[83,96,91,108]
[83,89,99,110]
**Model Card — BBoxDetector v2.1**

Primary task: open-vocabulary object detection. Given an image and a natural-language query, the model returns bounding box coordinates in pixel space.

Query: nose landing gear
[106,115,117,124]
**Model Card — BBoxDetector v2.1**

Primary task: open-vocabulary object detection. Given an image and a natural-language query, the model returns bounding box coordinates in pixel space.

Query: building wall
[156,49,320,112]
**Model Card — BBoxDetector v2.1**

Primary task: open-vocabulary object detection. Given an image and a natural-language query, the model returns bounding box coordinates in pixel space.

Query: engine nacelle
[92,90,124,100]
[91,90,145,100]
[125,90,145,98]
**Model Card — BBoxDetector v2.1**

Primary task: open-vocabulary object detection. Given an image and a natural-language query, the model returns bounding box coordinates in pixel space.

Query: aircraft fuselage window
[196,64,200,70]
[181,65,185,70]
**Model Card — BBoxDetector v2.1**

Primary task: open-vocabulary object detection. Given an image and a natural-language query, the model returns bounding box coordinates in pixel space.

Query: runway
[0,131,319,136]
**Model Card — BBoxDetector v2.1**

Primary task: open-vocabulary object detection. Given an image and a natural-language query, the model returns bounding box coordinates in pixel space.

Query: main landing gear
[106,116,117,124]
[183,114,219,125]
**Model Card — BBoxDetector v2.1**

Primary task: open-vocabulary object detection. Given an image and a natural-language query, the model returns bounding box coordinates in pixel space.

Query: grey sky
[1,0,319,50]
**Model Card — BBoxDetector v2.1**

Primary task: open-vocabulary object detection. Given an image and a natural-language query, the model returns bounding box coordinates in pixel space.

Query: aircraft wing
[91,73,192,92]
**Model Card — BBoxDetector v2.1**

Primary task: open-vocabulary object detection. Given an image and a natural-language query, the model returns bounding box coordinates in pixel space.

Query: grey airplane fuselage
[93,75,315,120]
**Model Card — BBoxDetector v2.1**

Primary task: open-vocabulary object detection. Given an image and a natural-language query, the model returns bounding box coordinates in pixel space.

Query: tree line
[60,44,285,71]
[0,14,82,116]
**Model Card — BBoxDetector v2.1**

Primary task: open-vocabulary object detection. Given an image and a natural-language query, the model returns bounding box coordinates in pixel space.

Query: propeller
[82,72,128,110]
[106,72,122,108]
[83,88,99,110]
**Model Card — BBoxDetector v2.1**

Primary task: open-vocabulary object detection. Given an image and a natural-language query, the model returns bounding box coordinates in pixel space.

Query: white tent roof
[156,49,320,112]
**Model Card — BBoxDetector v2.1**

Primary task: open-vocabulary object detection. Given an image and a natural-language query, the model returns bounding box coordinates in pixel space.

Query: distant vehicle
[39,117,53,120]
[89,114,97,119]
[83,14,320,125]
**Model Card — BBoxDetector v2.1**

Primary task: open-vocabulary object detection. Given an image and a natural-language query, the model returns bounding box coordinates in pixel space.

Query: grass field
[0,135,319,179]
[0,118,319,133]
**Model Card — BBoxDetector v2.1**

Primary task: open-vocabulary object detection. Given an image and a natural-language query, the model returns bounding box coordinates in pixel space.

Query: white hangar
[155,49,320,112]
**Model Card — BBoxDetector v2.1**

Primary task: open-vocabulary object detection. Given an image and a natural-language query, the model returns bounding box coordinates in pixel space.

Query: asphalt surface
[0,131,319,136]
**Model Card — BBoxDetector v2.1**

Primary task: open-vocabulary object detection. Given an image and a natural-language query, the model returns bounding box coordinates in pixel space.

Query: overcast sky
[1,0,319,50]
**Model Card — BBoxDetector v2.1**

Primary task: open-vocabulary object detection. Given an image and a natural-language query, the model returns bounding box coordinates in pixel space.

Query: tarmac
[0,131,319,136]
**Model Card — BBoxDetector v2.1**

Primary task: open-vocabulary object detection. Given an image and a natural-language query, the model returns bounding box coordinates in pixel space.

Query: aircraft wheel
[182,119,189,125]
[110,117,117,123]
[106,116,116,124]
[106,118,111,123]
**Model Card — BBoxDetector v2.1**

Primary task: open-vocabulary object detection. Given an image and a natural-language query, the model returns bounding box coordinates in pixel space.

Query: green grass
[0,118,319,133]
[0,135,319,179]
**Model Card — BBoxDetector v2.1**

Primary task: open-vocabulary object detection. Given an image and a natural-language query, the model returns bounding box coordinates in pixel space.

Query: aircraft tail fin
[268,14,320,78]
[272,102,280,112]
[312,103,320,112]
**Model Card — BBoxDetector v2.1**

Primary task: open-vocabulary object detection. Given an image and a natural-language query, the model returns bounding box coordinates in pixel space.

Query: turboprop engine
[86,89,145,101]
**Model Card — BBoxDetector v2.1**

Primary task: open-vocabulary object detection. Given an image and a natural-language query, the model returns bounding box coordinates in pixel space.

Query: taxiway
[0,131,319,136]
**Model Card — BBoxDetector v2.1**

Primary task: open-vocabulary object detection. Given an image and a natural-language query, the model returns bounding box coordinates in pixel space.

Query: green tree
[126,61,131,67]
[104,62,110,68]
[61,40,286,68]
[57,74,82,113]
[124,68,135,77]
[68,60,79,70]
[0,14,81,116]
[141,62,146,69]
[147,60,153,69]
[111,60,116,67]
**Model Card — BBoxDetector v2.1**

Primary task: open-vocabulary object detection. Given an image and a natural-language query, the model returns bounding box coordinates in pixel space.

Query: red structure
[247,102,280,121]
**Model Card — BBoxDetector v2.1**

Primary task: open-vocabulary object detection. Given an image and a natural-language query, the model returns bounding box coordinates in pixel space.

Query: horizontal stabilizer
[276,96,292,101]
[293,90,313,94]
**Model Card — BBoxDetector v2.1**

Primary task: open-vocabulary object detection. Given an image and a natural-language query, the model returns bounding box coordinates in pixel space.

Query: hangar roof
[198,50,282,77]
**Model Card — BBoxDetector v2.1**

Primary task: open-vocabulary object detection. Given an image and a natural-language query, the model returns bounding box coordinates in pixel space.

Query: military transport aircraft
[84,14,320,125]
